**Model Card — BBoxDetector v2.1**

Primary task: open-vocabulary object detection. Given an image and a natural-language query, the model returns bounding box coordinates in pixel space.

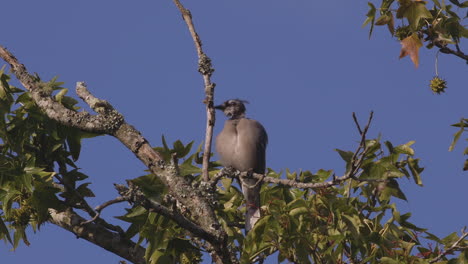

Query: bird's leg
[240,169,264,189]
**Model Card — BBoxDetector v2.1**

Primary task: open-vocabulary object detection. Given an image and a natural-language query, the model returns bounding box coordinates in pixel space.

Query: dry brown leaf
[399,33,423,68]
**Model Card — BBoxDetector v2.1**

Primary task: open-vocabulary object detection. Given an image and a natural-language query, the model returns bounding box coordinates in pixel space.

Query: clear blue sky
[2,1,467,263]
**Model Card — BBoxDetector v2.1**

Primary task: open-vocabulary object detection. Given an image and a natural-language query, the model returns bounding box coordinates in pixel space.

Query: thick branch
[0,44,233,263]
[173,0,216,182]
[115,183,237,264]
[114,183,218,242]
[0,46,119,134]
[48,208,145,264]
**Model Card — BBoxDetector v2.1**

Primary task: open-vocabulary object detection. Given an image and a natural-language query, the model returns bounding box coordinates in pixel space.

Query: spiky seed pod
[430,76,447,94]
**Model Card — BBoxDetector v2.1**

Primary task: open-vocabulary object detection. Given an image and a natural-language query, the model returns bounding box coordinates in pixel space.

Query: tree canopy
[1,1,467,263]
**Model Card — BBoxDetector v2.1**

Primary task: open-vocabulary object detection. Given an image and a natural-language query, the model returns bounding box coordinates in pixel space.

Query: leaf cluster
[1,71,467,263]
[449,118,468,170]
[0,68,98,249]
[364,0,468,68]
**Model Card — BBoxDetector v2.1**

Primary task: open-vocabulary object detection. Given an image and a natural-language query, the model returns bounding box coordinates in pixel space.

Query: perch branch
[173,0,216,182]
[216,112,374,190]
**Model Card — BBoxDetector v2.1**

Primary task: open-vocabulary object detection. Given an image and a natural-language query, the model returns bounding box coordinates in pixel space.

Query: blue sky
[1,1,467,263]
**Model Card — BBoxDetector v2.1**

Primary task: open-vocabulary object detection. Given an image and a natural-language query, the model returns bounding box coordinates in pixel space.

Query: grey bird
[215,99,268,231]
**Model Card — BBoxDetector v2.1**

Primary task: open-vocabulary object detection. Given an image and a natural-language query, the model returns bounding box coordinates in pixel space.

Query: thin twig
[81,197,127,225]
[173,0,216,182]
[430,227,468,263]
[53,173,124,234]
[352,112,363,135]
[209,168,232,189]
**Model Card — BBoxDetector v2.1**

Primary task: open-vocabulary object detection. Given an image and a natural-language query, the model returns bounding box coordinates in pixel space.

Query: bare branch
[54,173,124,234]
[49,208,145,264]
[352,112,363,135]
[173,0,216,182]
[436,43,468,63]
[81,197,127,225]
[423,29,468,63]
[430,227,468,263]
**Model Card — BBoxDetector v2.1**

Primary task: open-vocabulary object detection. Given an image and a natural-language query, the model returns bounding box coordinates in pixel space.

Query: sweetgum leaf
[399,33,423,67]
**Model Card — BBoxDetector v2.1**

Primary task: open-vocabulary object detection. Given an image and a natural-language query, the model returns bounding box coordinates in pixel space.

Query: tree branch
[81,196,127,226]
[0,47,121,134]
[115,182,238,264]
[435,42,468,63]
[0,45,234,263]
[48,208,145,264]
[173,0,216,182]
[215,112,375,190]
[430,227,468,263]
[54,173,125,234]
[114,182,218,243]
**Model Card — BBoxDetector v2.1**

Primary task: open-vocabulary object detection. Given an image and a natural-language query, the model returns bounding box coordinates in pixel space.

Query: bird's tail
[242,179,261,232]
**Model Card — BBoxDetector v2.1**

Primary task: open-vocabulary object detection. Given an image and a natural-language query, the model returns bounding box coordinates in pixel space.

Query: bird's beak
[214,104,225,110]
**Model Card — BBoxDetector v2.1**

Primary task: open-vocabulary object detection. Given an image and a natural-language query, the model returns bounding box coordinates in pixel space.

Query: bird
[214,99,268,232]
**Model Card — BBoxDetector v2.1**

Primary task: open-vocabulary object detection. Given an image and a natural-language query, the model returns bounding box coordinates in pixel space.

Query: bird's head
[215,99,248,119]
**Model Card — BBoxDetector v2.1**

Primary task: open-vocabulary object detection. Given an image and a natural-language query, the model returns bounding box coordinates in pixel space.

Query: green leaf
[335,149,354,163]
[315,169,333,181]
[407,157,424,186]
[385,140,394,153]
[394,141,415,155]
[449,119,465,151]
[13,228,29,249]
[375,14,392,25]
[449,128,464,152]
[379,178,407,201]
[55,88,68,104]
[161,135,169,151]
[363,2,377,38]
[408,2,433,30]
[441,232,459,245]
[180,156,201,175]
[66,128,82,161]
[397,0,433,30]
[173,140,186,158]
[342,214,362,236]
[131,174,166,202]
[0,218,12,244]
[361,162,387,180]
[76,182,95,198]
